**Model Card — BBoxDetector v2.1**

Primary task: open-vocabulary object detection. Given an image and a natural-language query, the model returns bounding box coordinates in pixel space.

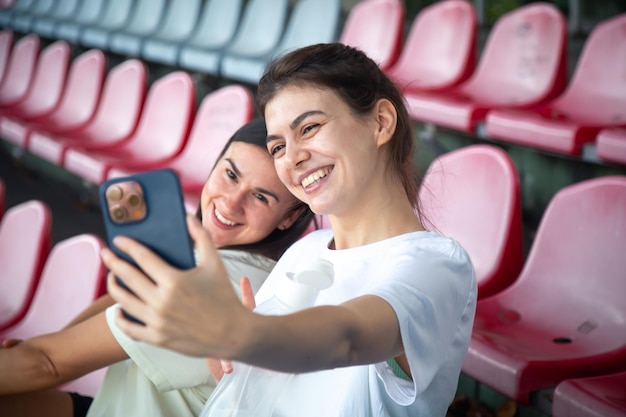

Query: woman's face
[200,141,299,248]
[265,85,386,217]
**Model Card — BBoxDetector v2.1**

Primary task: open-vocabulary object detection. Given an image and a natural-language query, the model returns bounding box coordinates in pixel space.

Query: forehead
[265,85,346,128]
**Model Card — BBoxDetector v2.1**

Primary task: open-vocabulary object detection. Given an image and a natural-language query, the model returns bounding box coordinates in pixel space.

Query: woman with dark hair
[0,118,314,417]
[102,43,477,417]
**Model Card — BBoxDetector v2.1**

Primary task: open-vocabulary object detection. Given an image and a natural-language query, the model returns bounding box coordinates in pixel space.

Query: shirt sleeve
[105,305,213,392]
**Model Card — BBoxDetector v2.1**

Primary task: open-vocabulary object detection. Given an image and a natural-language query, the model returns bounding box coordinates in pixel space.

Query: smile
[214,207,236,226]
[301,168,332,188]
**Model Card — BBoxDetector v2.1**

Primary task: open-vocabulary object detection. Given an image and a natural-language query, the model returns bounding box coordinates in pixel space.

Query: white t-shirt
[86,250,276,417]
[234,229,477,417]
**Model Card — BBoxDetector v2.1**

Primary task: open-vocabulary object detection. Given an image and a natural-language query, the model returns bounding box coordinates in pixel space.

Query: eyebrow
[266,110,326,143]
[225,158,280,203]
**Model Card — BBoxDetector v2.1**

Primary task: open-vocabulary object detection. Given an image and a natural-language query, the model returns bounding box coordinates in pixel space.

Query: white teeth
[301,168,331,188]
[215,208,236,226]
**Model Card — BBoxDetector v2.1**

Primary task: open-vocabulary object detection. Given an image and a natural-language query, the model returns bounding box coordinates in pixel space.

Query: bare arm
[0,312,127,394]
[63,294,115,328]
[105,215,404,374]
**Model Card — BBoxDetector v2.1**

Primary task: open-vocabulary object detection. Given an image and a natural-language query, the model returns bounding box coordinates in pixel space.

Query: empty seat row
[0,0,407,86]
[390,1,626,166]
[0,33,255,212]
[0,196,108,396]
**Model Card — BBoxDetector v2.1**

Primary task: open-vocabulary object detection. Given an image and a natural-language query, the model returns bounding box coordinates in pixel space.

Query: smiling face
[265,85,393,218]
[200,141,301,248]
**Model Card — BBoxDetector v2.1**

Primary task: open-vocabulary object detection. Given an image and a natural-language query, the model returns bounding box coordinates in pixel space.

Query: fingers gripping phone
[99,169,195,324]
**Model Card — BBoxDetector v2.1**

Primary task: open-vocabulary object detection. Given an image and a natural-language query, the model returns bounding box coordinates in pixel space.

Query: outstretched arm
[0,311,127,394]
[104,215,404,374]
[63,294,115,328]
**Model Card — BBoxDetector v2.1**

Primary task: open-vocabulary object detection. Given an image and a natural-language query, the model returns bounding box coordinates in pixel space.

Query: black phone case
[99,169,195,323]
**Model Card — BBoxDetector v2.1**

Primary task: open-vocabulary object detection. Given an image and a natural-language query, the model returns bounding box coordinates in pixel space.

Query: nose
[284,141,309,169]
[223,189,246,213]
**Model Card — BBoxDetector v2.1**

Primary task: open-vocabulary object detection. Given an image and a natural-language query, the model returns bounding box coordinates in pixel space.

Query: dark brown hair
[256,42,422,212]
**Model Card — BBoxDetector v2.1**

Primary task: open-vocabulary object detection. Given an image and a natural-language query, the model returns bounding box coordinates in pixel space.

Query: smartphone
[99,168,195,324]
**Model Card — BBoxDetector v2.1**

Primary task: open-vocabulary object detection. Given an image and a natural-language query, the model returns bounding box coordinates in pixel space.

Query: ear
[373,98,397,148]
[278,205,308,230]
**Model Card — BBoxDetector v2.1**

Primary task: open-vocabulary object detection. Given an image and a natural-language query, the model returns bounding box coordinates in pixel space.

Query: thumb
[240,277,256,311]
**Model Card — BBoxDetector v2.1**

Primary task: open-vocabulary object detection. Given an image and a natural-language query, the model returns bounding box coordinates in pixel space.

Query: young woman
[103,43,477,417]
[0,118,314,417]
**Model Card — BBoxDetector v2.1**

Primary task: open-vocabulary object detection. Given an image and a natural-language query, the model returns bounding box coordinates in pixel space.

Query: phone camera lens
[127,193,143,208]
[106,185,123,201]
[110,205,127,221]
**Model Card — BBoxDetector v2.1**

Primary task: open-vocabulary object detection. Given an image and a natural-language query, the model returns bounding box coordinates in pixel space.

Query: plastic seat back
[0,0,32,26]
[72,59,148,148]
[183,0,242,50]
[339,0,404,71]
[118,71,195,163]
[461,2,567,106]
[152,0,202,42]
[597,127,626,166]
[225,0,289,57]
[420,145,524,298]
[78,0,134,48]
[6,40,71,121]
[1,234,106,340]
[386,0,477,91]
[40,48,107,133]
[10,0,55,33]
[0,29,14,85]
[0,33,39,108]
[114,0,166,37]
[548,13,626,123]
[168,84,253,190]
[0,200,52,331]
[53,0,106,42]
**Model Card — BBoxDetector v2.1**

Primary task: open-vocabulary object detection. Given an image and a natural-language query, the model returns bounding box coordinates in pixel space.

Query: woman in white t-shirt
[0,118,316,417]
[102,43,477,417]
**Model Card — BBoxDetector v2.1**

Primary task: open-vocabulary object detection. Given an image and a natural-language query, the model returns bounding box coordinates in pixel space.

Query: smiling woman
[101,43,477,417]
[0,118,314,417]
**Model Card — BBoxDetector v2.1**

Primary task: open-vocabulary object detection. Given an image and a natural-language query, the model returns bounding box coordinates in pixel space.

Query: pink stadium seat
[27,59,147,167]
[420,144,523,299]
[107,84,254,214]
[0,233,107,397]
[552,370,626,417]
[485,13,626,156]
[1,49,106,150]
[0,29,14,85]
[0,234,106,340]
[0,200,52,332]
[63,71,195,185]
[0,40,71,148]
[0,34,40,111]
[404,2,567,133]
[386,0,476,93]
[339,0,404,72]
[596,128,626,166]
[462,175,626,404]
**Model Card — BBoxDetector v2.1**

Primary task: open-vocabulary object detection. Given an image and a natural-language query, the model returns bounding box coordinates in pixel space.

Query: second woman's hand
[102,214,252,359]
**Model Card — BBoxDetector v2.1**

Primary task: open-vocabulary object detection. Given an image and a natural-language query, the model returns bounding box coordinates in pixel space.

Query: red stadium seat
[107,84,254,214]
[0,29,14,85]
[1,49,106,150]
[339,0,404,72]
[386,0,476,93]
[420,144,524,299]
[63,71,195,185]
[552,370,626,417]
[404,2,567,133]
[27,59,147,167]
[0,234,106,340]
[462,175,626,404]
[485,13,626,156]
[0,200,52,332]
[0,34,39,111]
[596,128,626,166]
[0,40,71,148]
